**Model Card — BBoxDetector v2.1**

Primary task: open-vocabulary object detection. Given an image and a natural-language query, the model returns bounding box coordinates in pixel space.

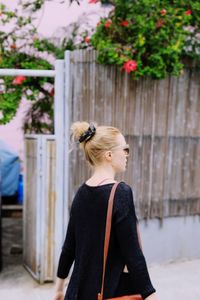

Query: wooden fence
[67,50,200,219]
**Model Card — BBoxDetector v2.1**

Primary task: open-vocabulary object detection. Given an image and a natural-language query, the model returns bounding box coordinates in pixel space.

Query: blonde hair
[70,121,121,166]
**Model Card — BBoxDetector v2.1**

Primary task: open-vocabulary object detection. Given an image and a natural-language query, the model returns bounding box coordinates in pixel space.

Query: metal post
[54,60,65,276]
[36,135,43,281]
[63,51,71,232]
[0,69,55,77]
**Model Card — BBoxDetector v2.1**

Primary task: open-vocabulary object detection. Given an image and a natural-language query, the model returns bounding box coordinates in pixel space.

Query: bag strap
[97,183,143,300]
[98,182,120,300]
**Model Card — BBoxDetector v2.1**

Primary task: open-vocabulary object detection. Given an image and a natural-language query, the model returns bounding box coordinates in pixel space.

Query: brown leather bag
[97,183,142,300]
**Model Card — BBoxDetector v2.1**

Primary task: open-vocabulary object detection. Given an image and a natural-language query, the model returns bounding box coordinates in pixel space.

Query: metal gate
[0,55,71,282]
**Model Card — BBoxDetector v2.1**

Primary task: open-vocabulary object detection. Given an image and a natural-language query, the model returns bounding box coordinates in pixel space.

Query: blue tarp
[0,140,20,197]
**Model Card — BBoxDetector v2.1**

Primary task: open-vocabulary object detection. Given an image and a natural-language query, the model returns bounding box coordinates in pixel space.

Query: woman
[54,122,157,300]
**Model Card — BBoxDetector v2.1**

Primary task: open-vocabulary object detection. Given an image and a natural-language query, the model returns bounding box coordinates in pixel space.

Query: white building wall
[140,216,200,265]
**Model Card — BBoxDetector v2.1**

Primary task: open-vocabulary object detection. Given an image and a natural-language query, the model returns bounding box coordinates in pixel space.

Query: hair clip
[79,123,96,143]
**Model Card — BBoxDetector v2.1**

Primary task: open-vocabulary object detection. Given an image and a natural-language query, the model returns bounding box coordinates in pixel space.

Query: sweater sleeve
[56,204,76,279]
[113,184,156,299]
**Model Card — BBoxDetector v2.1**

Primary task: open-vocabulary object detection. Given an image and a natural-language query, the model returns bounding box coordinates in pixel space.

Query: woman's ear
[104,150,112,161]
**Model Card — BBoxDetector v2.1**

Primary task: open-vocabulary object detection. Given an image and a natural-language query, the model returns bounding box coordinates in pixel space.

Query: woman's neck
[86,165,116,185]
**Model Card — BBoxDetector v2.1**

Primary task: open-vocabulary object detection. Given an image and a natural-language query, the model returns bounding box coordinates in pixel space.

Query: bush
[91,0,200,79]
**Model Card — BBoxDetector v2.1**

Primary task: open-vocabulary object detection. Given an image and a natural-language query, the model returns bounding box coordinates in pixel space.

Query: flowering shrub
[0,1,93,131]
[91,0,200,79]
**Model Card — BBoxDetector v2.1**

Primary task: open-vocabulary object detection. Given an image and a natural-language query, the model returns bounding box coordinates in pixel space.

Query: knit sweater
[57,182,156,300]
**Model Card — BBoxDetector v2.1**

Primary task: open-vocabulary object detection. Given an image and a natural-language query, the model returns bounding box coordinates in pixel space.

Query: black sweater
[57,182,156,300]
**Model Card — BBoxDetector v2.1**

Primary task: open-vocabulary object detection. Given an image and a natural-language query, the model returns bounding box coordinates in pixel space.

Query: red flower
[84,36,90,43]
[12,76,26,85]
[123,60,137,73]
[156,19,164,28]
[104,20,112,28]
[88,0,99,3]
[160,9,167,16]
[185,10,192,15]
[120,20,129,27]
[50,88,54,97]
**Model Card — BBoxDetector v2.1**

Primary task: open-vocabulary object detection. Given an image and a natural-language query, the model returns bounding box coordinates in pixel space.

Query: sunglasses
[112,144,130,156]
[122,145,130,156]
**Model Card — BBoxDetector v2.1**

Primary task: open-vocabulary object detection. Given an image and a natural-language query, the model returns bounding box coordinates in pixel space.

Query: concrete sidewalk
[0,259,200,300]
[150,259,200,299]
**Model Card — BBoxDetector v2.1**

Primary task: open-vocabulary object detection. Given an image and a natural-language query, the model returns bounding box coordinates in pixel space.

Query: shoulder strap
[98,182,120,300]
